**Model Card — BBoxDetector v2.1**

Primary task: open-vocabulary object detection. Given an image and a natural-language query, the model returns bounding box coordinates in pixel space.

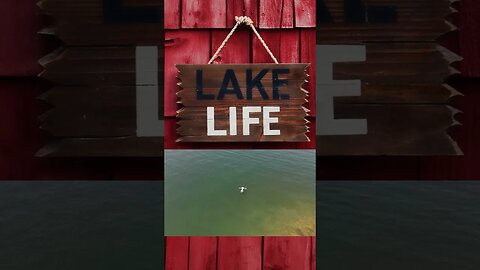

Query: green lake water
[165,150,316,236]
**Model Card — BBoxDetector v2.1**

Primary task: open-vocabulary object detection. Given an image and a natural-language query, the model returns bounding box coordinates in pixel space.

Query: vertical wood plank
[263,237,312,270]
[294,0,316,27]
[182,0,227,28]
[189,237,218,270]
[252,30,281,63]
[259,0,294,29]
[165,237,189,270]
[279,30,299,64]
[281,0,295,28]
[165,0,181,29]
[211,30,251,64]
[311,237,316,270]
[226,0,259,27]
[459,0,480,77]
[300,29,316,116]
[164,30,211,117]
[217,237,262,270]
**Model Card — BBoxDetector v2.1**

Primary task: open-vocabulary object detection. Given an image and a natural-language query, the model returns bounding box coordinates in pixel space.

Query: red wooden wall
[163,0,316,149]
[165,236,315,270]
[0,2,479,180]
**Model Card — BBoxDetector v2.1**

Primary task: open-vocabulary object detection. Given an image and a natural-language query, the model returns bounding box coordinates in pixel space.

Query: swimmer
[239,187,247,193]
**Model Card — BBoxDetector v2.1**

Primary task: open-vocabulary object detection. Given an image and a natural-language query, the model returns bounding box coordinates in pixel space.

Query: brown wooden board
[176,64,310,142]
[39,0,164,157]
[38,0,163,45]
[316,0,462,155]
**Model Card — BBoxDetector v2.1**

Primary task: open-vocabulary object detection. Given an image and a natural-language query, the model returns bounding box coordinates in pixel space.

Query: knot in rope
[208,15,279,64]
[235,16,253,26]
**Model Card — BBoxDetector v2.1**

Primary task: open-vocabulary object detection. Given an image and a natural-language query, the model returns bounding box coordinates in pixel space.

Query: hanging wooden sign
[176,64,309,142]
[315,0,462,155]
[37,0,164,157]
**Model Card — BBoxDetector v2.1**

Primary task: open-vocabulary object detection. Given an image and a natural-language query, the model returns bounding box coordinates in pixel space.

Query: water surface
[0,181,164,270]
[317,181,480,270]
[165,150,316,236]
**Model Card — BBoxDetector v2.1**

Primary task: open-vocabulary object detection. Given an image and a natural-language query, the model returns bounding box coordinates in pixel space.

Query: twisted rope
[208,16,279,64]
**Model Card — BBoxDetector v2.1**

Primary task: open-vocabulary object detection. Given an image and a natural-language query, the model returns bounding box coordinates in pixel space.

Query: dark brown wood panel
[318,0,456,44]
[316,0,461,155]
[39,0,163,45]
[37,137,164,157]
[39,1,164,156]
[318,104,461,155]
[176,64,309,142]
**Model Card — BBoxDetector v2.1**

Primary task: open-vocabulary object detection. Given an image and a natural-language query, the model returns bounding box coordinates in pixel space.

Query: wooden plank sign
[38,0,164,157]
[316,0,462,155]
[176,64,310,142]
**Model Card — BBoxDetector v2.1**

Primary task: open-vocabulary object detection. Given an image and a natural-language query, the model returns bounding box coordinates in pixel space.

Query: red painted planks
[263,237,313,270]
[217,237,262,270]
[182,0,227,28]
[279,30,300,63]
[300,29,316,116]
[165,237,189,270]
[252,31,281,63]
[281,0,295,28]
[164,30,211,117]
[189,237,218,270]
[227,0,259,27]
[294,0,316,27]
[259,0,294,29]
[459,0,480,77]
[165,237,316,269]
[165,0,182,29]
[211,30,251,64]
[311,237,316,270]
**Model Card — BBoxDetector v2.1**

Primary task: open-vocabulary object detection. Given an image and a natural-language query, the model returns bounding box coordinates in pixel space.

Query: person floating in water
[239,186,247,194]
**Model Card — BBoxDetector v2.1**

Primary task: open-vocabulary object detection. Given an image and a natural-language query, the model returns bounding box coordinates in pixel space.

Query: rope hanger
[208,16,279,64]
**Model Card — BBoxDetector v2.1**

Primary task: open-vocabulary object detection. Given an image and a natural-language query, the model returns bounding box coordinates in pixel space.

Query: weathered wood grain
[37,137,164,157]
[164,0,181,29]
[211,30,251,64]
[39,0,165,156]
[316,0,461,155]
[176,64,309,142]
[181,0,227,28]
[164,30,211,117]
[295,0,316,27]
[39,86,164,137]
[165,237,189,270]
[317,104,461,155]
[226,0,259,27]
[38,46,164,155]
[164,0,315,29]
[263,237,313,270]
[217,237,262,270]
[165,237,315,270]
[300,29,317,116]
[39,47,163,86]
[318,0,454,43]
[39,0,163,45]
[189,237,217,270]
[252,30,316,113]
